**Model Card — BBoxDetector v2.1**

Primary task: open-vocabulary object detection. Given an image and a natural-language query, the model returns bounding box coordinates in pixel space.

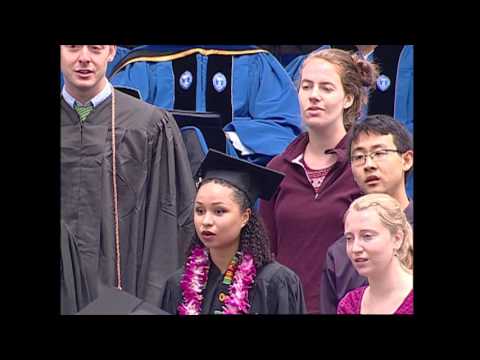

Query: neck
[209,242,240,274]
[390,185,410,211]
[306,121,346,156]
[367,260,412,298]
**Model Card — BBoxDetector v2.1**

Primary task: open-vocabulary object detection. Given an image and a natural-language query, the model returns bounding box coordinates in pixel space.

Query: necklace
[178,246,256,315]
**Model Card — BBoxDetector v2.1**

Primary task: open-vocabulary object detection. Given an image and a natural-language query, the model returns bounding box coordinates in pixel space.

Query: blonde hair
[299,48,379,131]
[344,193,413,271]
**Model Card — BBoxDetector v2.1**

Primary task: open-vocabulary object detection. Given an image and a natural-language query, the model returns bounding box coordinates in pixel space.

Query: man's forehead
[352,132,395,149]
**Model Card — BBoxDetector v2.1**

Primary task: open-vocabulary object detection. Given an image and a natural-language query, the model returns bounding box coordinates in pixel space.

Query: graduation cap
[76,284,170,315]
[197,149,285,205]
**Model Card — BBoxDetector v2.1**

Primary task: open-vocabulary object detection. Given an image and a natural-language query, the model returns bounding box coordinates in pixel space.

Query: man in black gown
[60,45,195,314]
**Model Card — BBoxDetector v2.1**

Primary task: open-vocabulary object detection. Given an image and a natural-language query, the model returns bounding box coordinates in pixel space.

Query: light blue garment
[394,45,414,136]
[61,81,112,108]
[394,45,414,198]
[110,45,303,165]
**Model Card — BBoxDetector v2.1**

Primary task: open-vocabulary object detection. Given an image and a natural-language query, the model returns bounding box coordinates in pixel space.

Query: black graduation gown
[161,260,307,314]
[60,220,92,315]
[319,201,414,314]
[61,90,196,309]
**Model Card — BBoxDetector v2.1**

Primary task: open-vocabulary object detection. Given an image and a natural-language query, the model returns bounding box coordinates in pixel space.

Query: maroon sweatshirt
[259,132,362,313]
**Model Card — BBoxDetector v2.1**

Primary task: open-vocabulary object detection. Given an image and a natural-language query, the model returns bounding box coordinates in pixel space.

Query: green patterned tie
[74,102,93,122]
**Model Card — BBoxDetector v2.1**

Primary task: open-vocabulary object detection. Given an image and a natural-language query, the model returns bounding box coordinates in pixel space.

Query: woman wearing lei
[161,149,307,315]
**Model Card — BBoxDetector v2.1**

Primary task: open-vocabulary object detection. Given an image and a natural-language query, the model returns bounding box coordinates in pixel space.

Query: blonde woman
[338,193,413,314]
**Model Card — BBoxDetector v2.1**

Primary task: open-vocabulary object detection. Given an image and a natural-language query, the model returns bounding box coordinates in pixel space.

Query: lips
[353,258,369,268]
[201,230,216,241]
[75,70,94,77]
[306,106,325,112]
[365,175,380,183]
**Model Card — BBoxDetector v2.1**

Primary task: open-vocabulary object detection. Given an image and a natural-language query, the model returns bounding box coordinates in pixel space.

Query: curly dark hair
[186,178,273,269]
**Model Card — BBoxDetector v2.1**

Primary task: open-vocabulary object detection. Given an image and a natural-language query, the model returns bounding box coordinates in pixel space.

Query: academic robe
[61,89,196,309]
[161,260,307,314]
[109,45,303,165]
[394,45,414,199]
[60,220,92,315]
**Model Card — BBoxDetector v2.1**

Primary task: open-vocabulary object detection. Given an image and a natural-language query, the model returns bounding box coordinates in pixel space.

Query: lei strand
[221,252,256,314]
[178,246,256,315]
[178,247,210,315]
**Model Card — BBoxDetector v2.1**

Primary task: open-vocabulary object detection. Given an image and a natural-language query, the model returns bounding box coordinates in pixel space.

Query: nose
[309,85,322,101]
[350,238,363,254]
[78,46,91,63]
[201,212,213,227]
[363,154,377,169]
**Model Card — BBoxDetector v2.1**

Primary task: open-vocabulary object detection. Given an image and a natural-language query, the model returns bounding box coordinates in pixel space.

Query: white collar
[61,80,112,108]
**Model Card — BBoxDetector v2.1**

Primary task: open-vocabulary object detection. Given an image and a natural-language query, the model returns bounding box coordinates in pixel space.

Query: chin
[305,119,336,131]
[203,241,231,251]
[75,82,95,91]
[364,184,386,194]
[199,240,215,249]
[304,117,323,125]
[354,266,371,278]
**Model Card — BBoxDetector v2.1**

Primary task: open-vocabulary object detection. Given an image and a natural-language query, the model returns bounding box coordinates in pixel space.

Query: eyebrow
[195,201,226,206]
[301,79,335,86]
[352,144,391,152]
[359,229,378,233]
[344,229,378,236]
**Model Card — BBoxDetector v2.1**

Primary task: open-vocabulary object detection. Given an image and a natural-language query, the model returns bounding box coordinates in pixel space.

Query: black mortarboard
[76,284,170,315]
[197,149,285,205]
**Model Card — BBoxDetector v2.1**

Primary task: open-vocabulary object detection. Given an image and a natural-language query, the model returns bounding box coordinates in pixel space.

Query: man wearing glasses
[319,114,413,314]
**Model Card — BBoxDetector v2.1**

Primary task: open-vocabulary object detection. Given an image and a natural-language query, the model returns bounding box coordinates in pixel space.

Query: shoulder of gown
[255,261,307,314]
[160,268,185,314]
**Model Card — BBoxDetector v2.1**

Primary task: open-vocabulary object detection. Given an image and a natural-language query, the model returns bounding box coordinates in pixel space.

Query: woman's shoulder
[396,289,414,315]
[267,153,287,170]
[267,133,308,170]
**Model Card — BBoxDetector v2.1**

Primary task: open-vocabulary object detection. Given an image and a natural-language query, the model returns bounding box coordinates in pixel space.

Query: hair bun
[352,54,379,89]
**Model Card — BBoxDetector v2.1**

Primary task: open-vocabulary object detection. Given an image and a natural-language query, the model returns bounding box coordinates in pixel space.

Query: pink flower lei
[178,246,257,315]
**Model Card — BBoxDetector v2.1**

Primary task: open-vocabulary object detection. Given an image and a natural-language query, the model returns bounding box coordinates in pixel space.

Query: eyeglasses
[351,149,402,166]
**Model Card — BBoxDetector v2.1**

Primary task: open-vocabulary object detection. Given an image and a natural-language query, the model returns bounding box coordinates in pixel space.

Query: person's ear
[401,150,413,172]
[241,208,251,228]
[344,94,354,109]
[393,228,404,252]
[107,45,117,62]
